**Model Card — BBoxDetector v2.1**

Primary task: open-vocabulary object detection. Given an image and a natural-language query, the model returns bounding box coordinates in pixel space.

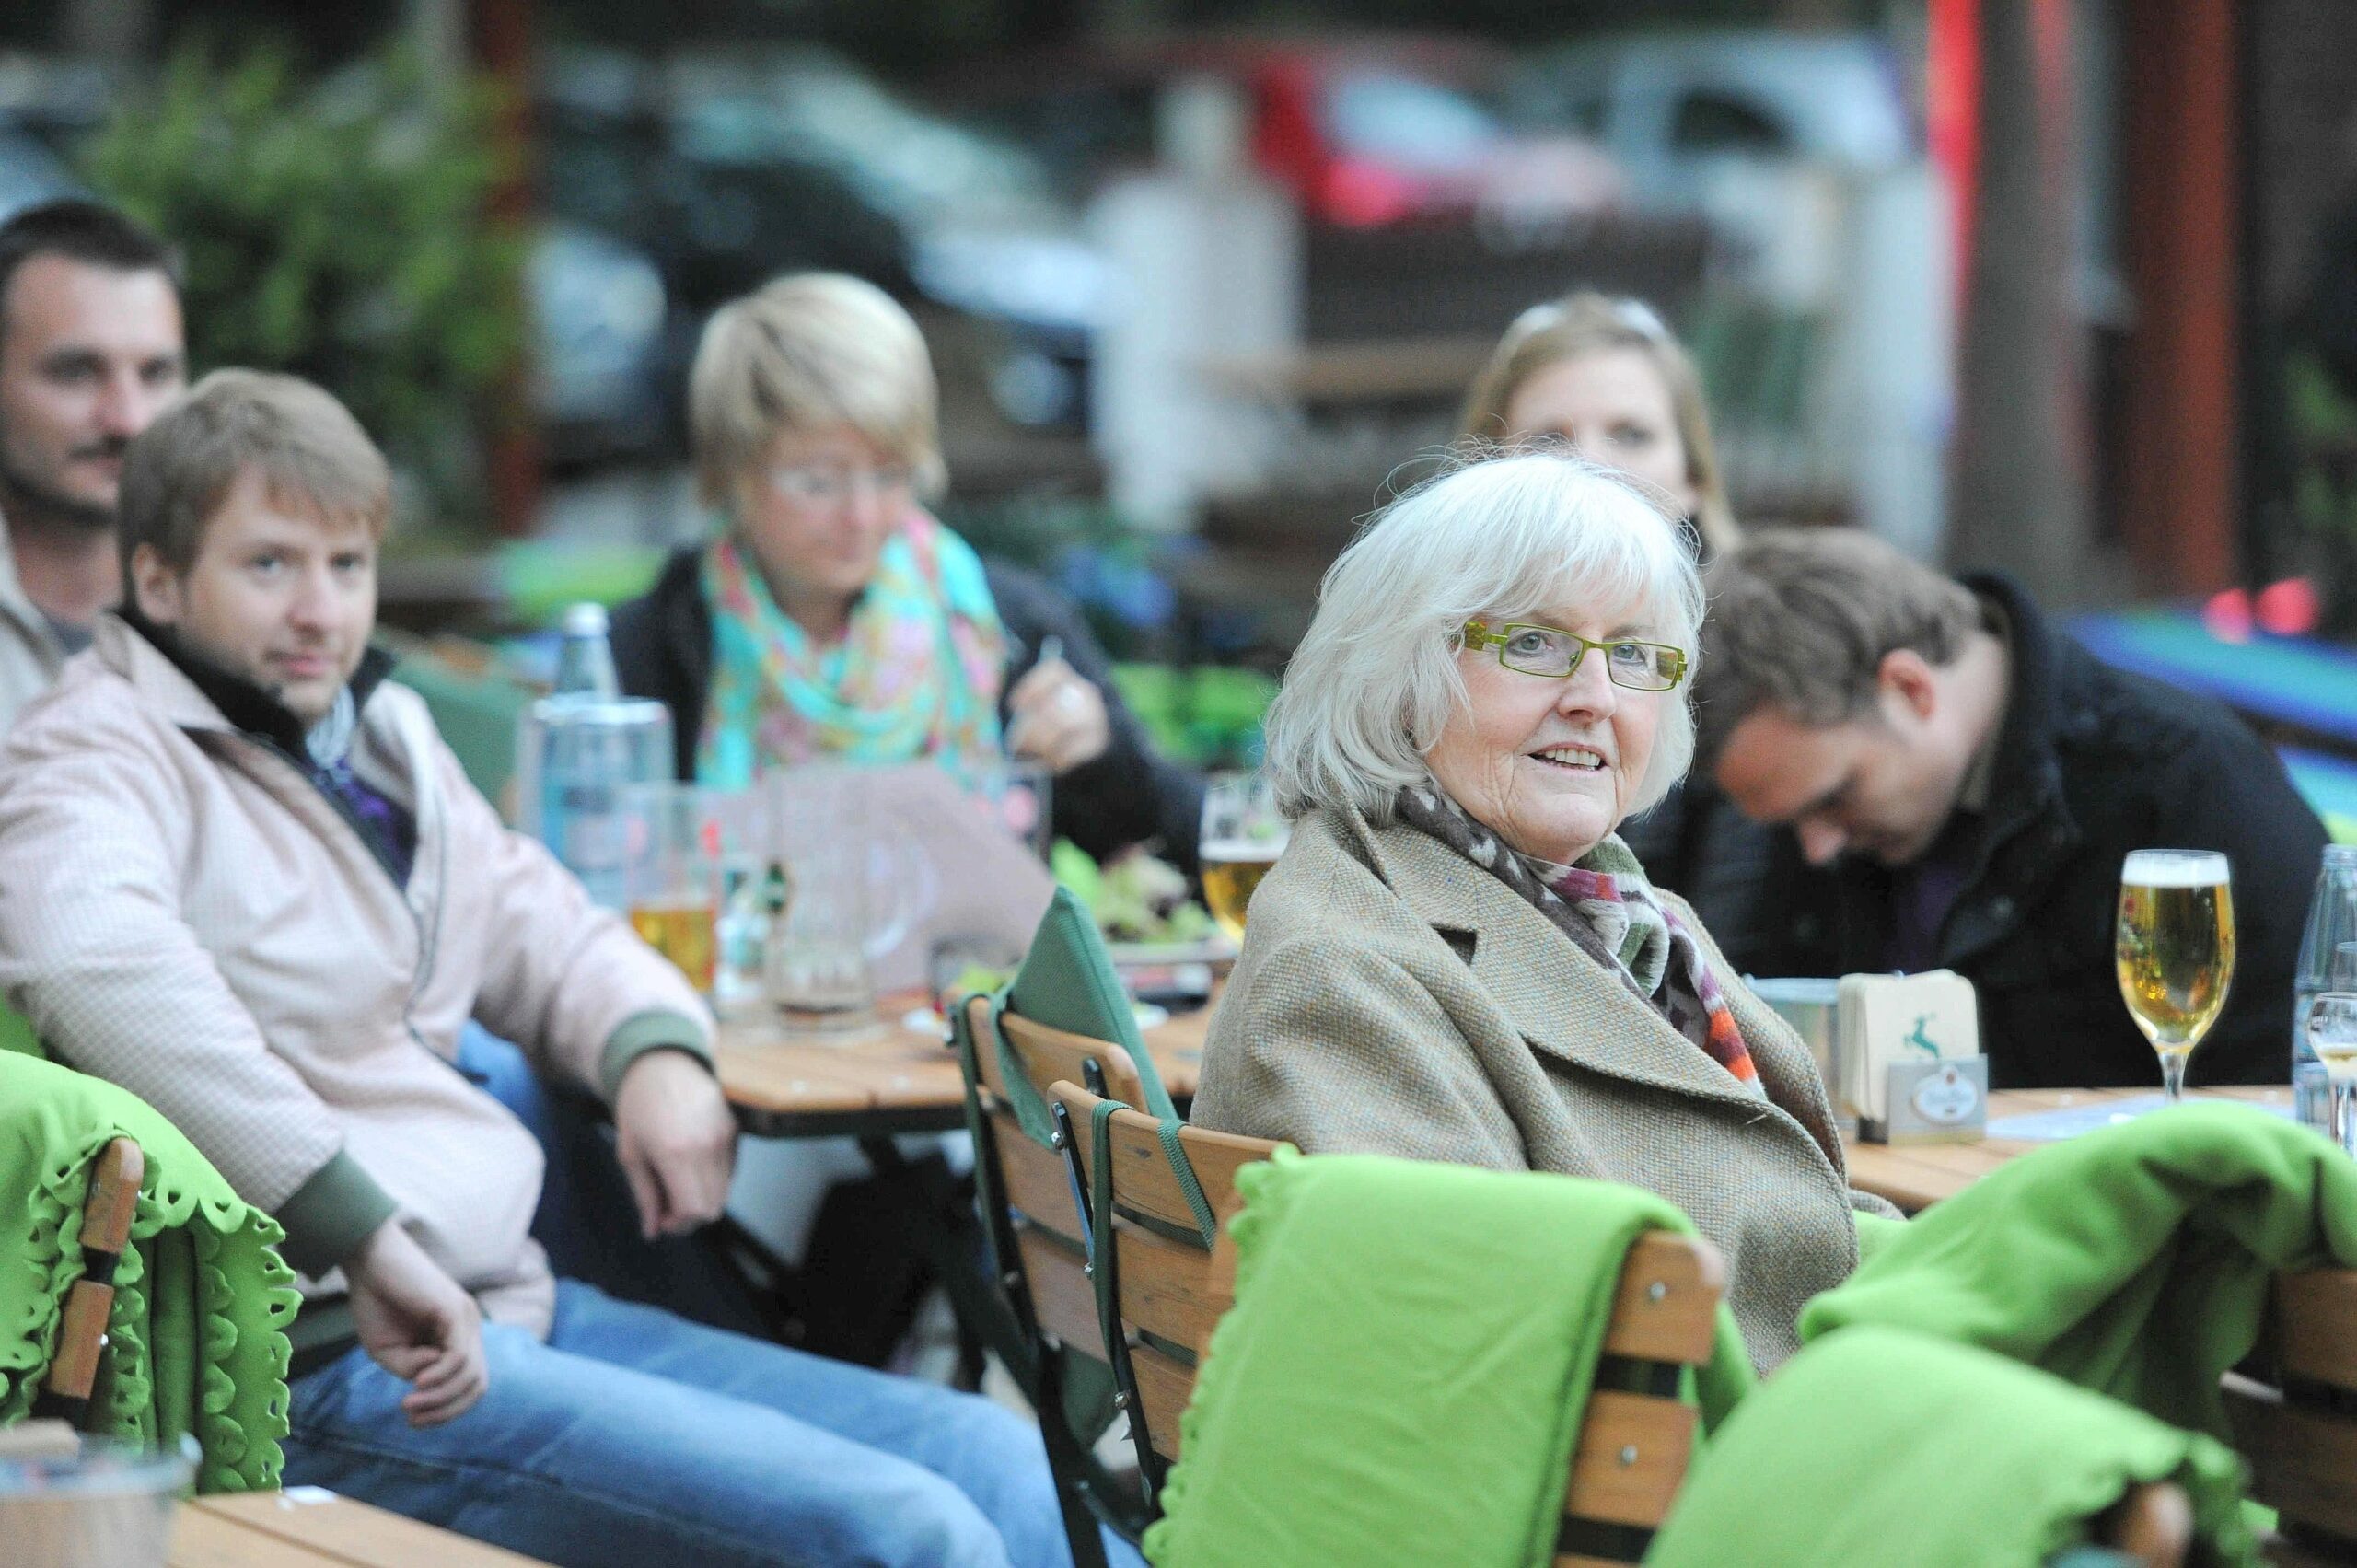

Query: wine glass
[1200,772,1287,945]
[2305,990,2357,1156]
[2115,850,2236,1104]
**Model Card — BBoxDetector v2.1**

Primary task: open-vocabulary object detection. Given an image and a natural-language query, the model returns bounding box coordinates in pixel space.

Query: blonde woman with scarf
[611,273,1202,873]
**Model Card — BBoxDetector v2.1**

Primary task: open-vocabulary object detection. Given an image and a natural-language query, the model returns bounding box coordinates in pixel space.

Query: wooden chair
[2224,1267,2357,1565]
[954,996,1157,1567]
[30,1136,141,1430]
[1048,1079,1729,1566]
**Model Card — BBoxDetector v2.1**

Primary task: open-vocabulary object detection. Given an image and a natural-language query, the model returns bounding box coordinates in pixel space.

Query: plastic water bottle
[2292,844,2357,1132]
[515,604,671,908]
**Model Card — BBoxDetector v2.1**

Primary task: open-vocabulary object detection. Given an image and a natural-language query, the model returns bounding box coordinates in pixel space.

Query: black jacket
[610,544,1205,876]
[1748,573,2325,1089]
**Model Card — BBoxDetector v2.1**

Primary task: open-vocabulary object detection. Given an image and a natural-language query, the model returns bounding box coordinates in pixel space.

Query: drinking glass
[759,769,935,1034]
[1200,772,1288,945]
[623,783,724,993]
[2115,849,2236,1104]
[2306,991,2357,1156]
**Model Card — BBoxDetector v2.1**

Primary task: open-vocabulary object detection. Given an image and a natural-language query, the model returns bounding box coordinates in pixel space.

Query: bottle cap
[562,602,610,637]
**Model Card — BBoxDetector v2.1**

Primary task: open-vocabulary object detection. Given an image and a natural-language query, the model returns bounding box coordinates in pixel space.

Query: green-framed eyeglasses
[1458,619,1689,691]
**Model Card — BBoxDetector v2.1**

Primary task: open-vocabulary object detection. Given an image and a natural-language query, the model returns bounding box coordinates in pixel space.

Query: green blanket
[1144,1148,1752,1568]
[0,1054,299,1492]
[1798,1101,2357,1439]
[1647,1324,2257,1567]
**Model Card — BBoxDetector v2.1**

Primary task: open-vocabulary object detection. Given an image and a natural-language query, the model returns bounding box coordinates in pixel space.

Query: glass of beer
[1201,772,1287,945]
[2115,849,2236,1104]
[624,784,723,993]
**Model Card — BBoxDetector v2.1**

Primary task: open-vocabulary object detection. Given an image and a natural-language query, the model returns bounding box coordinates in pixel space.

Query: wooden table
[171,1489,545,1565]
[1841,1086,2296,1213]
[715,995,1210,1138]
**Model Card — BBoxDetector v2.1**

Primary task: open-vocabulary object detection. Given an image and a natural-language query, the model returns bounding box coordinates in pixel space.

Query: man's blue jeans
[282,1280,1144,1568]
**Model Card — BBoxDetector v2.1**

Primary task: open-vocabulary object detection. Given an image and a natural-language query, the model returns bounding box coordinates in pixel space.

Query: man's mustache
[69,436,131,462]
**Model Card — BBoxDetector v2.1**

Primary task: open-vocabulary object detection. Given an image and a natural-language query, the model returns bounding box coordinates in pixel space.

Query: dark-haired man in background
[1697,527,2325,1089]
[0,198,185,726]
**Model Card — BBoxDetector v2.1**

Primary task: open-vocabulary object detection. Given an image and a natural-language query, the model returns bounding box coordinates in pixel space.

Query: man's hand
[344,1220,487,1428]
[1004,657,1111,775]
[613,1049,737,1240]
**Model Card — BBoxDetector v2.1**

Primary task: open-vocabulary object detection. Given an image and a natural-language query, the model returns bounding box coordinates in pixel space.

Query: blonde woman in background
[1461,292,1738,560]
[1459,292,1774,969]
[613,272,1202,871]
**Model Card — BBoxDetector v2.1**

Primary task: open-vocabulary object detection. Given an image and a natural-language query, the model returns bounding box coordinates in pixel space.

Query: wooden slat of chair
[1016,1227,1105,1355]
[2274,1270,2357,1394]
[997,1010,1151,1111]
[1129,1342,1196,1460]
[2225,1374,2357,1551]
[1051,1090,1274,1235]
[2222,1269,2357,1563]
[1554,1231,1724,1568]
[32,1136,141,1428]
[988,1102,1087,1238]
[964,997,1150,1112]
[1048,1081,1279,1475]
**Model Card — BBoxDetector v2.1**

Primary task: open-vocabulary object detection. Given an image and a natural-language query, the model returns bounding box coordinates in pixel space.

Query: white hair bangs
[1263,452,1703,828]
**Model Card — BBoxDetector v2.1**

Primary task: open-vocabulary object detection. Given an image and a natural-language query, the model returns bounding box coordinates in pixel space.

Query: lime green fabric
[1648,1324,2258,1568]
[1144,1148,1752,1568]
[1854,1208,1908,1266]
[1797,1101,2357,1441]
[0,1054,299,1492]
[989,886,1180,1144]
[0,1000,42,1058]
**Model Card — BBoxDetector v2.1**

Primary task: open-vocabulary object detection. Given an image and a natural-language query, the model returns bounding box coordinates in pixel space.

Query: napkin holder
[1839,969,1987,1144]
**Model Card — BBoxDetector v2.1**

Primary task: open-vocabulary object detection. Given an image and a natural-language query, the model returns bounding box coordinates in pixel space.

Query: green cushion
[1798,1100,2357,1442]
[1647,1326,2257,1568]
[0,1003,42,1059]
[1144,1150,1750,1568]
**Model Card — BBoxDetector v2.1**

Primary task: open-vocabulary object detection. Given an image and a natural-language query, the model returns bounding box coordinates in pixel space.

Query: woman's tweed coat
[1193,802,1896,1369]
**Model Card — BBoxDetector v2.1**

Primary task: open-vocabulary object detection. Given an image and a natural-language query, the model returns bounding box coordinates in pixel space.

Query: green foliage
[80,40,525,527]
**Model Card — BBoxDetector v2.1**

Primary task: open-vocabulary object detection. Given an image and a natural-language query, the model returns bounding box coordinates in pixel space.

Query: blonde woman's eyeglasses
[1459,619,1688,691]
[767,463,915,505]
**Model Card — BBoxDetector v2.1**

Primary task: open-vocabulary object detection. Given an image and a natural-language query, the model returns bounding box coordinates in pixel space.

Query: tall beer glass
[2115,849,2236,1103]
[1200,772,1287,945]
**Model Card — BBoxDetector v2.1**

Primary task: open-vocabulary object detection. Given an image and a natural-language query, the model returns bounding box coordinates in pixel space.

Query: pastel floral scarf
[1394,784,1762,1094]
[697,510,1007,791]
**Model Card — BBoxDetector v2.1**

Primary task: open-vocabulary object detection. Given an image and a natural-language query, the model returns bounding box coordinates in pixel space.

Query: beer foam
[2121,852,2230,888]
[1203,838,1284,864]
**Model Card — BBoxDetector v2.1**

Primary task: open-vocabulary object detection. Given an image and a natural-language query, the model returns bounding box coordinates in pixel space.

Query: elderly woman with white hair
[1192,452,1892,1370]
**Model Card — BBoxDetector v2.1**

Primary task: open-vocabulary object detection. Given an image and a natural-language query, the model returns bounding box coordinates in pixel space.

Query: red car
[938,33,1619,229]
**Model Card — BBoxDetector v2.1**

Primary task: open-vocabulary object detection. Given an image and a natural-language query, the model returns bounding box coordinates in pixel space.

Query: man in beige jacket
[0,370,1110,1568]
[0,199,185,726]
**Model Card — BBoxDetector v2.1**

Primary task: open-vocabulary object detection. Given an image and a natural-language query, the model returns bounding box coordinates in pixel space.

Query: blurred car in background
[1504,30,1914,205]
[939,33,1620,232]
[543,46,1108,435]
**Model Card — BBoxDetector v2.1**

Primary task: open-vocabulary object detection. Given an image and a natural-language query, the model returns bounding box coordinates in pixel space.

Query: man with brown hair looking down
[1697,527,2324,1089]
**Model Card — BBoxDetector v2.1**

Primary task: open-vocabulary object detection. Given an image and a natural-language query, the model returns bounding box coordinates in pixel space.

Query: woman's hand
[1006,657,1111,774]
[344,1220,488,1428]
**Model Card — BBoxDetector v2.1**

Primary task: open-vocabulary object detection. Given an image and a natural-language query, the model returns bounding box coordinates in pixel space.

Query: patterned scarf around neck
[1393,784,1761,1094]
[697,511,1007,792]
